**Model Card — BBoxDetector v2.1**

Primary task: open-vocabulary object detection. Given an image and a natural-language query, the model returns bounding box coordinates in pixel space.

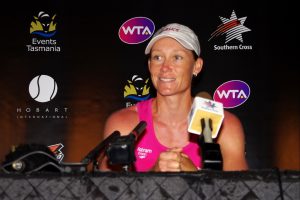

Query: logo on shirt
[137,147,152,159]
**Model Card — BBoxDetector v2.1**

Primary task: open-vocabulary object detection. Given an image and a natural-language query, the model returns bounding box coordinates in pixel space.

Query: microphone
[188,92,224,139]
[201,118,213,143]
[106,121,147,170]
[196,91,212,100]
[81,131,121,166]
[188,91,224,170]
[129,120,147,140]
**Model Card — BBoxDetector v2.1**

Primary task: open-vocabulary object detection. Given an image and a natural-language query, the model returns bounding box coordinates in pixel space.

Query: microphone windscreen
[188,96,224,138]
[195,91,212,100]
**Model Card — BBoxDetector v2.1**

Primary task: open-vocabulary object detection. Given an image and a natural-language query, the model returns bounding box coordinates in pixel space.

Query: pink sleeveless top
[134,98,202,172]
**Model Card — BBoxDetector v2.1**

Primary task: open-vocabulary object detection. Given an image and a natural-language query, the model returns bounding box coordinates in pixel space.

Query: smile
[159,77,176,82]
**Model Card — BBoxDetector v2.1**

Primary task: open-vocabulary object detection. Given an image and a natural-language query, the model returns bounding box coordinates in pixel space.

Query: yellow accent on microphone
[188,97,224,138]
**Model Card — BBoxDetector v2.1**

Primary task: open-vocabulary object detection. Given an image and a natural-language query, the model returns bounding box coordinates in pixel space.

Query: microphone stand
[106,121,147,172]
[81,131,120,172]
[200,118,223,170]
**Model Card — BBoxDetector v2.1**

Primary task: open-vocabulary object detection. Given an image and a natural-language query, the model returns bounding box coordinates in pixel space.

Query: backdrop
[1,1,298,170]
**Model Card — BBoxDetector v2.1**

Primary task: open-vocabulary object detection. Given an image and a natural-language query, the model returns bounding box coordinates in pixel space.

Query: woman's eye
[175,55,183,60]
[152,55,161,60]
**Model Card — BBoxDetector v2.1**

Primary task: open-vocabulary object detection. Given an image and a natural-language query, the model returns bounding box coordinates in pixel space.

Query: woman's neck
[152,95,193,125]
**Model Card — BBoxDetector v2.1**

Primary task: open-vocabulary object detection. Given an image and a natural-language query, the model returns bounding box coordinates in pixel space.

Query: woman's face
[148,37,201,97]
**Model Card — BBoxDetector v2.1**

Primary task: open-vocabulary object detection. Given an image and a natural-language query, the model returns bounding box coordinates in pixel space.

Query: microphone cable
[274,167,284,200]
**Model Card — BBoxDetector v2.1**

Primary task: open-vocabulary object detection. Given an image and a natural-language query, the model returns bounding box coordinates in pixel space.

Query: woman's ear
[148,58,151,71]
[193,57,203,75]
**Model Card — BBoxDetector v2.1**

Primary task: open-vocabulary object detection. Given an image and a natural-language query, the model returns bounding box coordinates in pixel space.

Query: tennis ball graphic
[29,75,58,103]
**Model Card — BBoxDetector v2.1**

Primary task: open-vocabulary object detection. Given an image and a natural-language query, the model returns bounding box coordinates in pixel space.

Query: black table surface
[0,169,299,200]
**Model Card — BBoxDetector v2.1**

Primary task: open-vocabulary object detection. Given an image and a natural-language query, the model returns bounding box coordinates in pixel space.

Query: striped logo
[209,10,251,43]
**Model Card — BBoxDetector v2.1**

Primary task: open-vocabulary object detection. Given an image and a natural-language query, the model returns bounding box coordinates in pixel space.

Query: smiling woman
[147,37,200,97]
[99,23,248,172]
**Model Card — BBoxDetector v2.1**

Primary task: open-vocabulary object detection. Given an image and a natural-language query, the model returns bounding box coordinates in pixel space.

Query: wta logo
[119,17,155,44]
[213,80,250,108]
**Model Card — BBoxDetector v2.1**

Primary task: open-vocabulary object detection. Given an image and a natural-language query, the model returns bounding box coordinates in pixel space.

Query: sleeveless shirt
[134,98,202,171]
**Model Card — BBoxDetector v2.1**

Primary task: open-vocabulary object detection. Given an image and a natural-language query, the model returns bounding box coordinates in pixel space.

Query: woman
[100,23,248,172]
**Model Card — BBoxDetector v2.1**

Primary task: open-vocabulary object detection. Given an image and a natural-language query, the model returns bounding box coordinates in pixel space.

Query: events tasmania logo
[119,17,155,44]
[213,80,250,108]
[123,75,151,107]
[26,11,61,52]
[209,10,252,51]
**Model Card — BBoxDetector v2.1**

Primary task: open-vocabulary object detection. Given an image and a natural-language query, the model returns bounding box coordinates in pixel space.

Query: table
[0,170,299,200]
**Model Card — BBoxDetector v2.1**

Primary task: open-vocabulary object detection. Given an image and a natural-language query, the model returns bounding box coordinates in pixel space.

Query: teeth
[159,78,175,82]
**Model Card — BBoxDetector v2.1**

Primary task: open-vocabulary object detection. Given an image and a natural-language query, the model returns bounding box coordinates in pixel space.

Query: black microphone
[106,121,147,170]
[200,117,223,170]
[81,131,121,166]
[129,120,147,140]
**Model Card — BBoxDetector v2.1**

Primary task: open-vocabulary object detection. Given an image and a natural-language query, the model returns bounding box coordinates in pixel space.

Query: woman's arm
[99,107,139,171]
[217,111,249,171]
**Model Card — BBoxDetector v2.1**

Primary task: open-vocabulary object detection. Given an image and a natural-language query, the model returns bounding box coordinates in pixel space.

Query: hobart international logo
[213,80,250,108]
[29,75,58,103]
[16,74,68,119]
[27,11,61,52]
[119,17,155,44]
[124,75,151,107]
[209,10,252,51]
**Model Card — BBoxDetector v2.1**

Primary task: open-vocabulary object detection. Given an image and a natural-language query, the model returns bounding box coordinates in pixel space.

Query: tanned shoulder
[103,105,140,137]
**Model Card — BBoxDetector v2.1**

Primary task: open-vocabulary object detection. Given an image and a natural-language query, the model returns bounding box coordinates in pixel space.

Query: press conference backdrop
[0,1,298,170]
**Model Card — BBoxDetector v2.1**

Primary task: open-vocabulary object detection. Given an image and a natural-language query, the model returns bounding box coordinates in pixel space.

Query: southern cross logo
[209,10,251,43]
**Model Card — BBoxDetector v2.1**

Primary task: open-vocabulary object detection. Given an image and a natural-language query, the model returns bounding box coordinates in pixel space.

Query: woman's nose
[161,59,172,72]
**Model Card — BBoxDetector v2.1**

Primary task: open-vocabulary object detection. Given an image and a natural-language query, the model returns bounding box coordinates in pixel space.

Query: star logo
[203,100,217,110]
[209,10,251,43]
